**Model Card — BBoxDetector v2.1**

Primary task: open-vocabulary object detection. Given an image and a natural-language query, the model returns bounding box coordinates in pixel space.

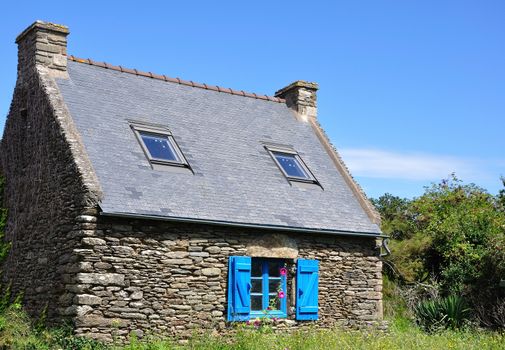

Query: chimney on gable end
[275,81,318,121]
[15,20,69,82]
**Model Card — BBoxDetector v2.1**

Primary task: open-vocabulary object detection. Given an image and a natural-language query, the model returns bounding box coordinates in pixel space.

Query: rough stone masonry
[66,216,382,341]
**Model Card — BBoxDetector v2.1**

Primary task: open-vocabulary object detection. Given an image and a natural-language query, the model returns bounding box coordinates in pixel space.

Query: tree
[371,193,414,240]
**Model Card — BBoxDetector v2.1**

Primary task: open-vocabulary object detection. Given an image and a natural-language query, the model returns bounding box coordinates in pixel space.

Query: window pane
[141,133,179,162]
[269,295,281,310]
[251,278,262,293]
[274,152,309,178]
[268,261,281,277]
[251,295,263,311]
[268,278,281,293]
[251,260,262,277]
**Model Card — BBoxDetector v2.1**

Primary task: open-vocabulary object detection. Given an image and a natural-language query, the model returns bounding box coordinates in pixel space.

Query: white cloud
[339,148,488,181]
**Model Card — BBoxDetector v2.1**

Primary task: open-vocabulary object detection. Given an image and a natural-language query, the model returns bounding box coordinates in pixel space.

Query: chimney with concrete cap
[15,20,69,81]
[275,81,318,121]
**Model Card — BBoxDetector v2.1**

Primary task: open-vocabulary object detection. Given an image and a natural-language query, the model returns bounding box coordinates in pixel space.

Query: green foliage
[414,298,446,331]
[34,303,48,334]
[0,176,10,264]
[0,282,12,313]
[51,325,505,350]
[498,177,505,211]
[0,282,22,315]
[374,175,505,329]
[387,232,432,282]
[371,193,414,239]
[48,325,505,350]
[374,175,505,294]
[382,275,413,331]
[414,295,471,332]
[47,326,108,350]
[411,176,505,294]
[0,303,47,349]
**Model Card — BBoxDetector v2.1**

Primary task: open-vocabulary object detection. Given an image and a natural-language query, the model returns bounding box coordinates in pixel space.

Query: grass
[114,326,505,350]
[0,280,504,350]
[1,307,504,350]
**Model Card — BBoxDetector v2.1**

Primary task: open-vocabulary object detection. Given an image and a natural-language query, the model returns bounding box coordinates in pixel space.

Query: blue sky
[1,1,504,199]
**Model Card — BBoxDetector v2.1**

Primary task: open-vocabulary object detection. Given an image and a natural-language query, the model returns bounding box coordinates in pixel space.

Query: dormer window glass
[273,152,309,179]
[264,144,318,184]
[131,123,189,169]
[140,132,180,162]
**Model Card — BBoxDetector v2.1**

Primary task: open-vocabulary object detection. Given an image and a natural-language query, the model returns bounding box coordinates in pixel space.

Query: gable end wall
[0,65,101,324]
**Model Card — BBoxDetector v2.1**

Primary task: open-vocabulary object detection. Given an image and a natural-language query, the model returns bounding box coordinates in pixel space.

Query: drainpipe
[379,237,391,257]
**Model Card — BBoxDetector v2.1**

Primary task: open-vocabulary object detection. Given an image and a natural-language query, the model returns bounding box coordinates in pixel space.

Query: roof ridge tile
[68,56,285,103]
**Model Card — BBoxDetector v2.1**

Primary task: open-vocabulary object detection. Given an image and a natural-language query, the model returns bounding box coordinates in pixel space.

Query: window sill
[150,162,193,174]
[290,180,322,190]
[250,311,287,319]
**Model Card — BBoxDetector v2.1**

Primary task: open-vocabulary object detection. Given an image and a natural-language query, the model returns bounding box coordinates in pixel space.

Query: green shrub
[0,176,10,264]
[373,176,505,330]
[0,303,47,349]
[387,232,432,282]
[52,331,108,350]
[414,295,470,331]
[382,275,413,330]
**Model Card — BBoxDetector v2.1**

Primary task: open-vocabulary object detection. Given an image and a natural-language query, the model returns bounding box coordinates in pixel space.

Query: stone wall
[0,27,101,323]
[68,216,382,341]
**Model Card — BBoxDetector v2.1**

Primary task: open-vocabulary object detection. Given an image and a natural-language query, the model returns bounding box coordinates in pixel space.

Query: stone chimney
[275,81,318,121]
[15,20,69,81]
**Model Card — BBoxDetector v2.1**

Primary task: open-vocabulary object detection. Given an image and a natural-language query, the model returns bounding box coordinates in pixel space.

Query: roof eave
[99,211,387,239]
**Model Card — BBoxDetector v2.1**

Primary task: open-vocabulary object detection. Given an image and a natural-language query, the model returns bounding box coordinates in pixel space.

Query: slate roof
[56,60,381,235]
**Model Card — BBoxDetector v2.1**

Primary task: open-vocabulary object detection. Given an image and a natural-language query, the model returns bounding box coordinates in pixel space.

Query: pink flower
[246,320,251,325]
[279,267,288,276]
[253,319,261,327]
[278,290,285,299]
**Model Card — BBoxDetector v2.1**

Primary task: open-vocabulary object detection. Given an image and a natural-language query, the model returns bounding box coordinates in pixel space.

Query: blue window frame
[250,258,287,318]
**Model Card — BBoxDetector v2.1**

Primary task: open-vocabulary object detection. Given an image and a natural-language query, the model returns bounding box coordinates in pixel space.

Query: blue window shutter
[296,259,319,320]
[227,256,251,321]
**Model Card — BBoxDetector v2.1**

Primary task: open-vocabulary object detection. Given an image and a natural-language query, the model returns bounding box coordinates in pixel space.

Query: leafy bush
[410,177,504,294]
[387,233,432,282]
[48,327,108,350]
[414,295,470,331]
[374,175,505,330]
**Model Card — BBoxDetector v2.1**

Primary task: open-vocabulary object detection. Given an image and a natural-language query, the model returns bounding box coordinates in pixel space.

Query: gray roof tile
[56,61,380,234]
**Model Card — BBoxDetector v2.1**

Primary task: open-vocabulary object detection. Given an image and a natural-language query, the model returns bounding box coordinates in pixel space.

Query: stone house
[0,21,385,341]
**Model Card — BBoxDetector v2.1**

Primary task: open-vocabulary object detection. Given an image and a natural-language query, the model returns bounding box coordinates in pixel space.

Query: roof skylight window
[131,123,189,170]
[140,132,180,162]
[273,152,309,179]
[264,144,318,184]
